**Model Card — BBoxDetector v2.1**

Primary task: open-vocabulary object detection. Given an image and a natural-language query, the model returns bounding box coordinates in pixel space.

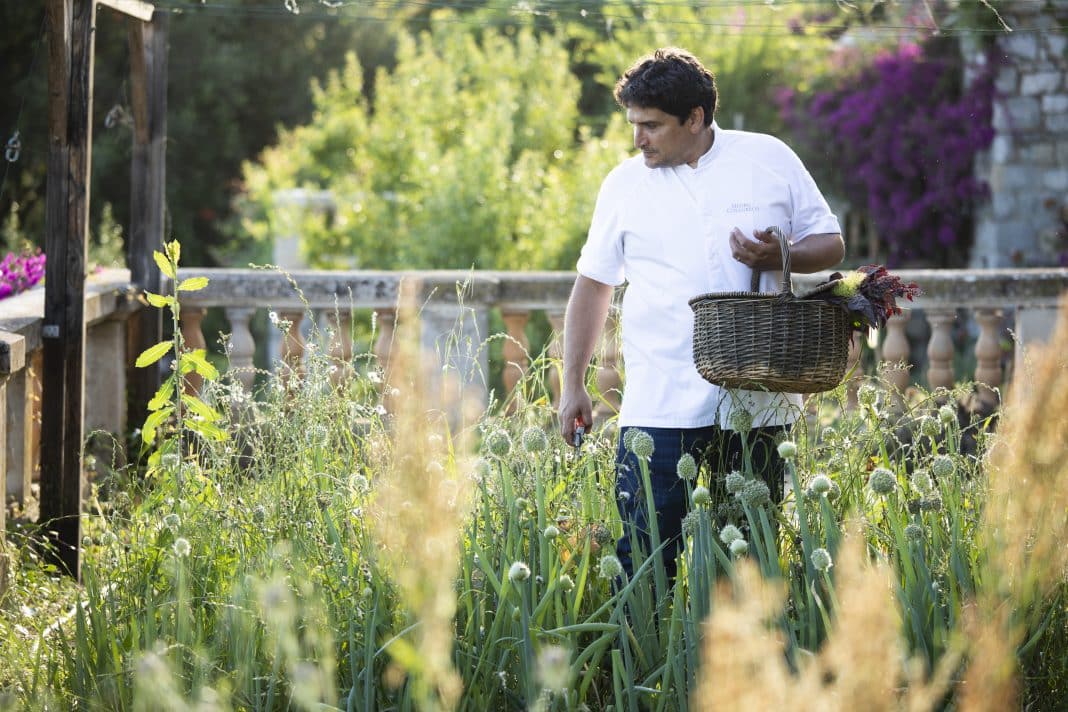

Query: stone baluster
[29,350,41,488]
[180,307,208,395]
[926,310,957,390]
[6,354,32,508]
[974,308,1004,402]
[546,311,566,408]
[500,309,530,411]
[326,310,354,387]
[373,308,396,380]
[594,308,622,418]
[844,332,864,410]
[225,307,257,393]
[0,332,24,543]
[279,309,305,388]
[881,311,912,394]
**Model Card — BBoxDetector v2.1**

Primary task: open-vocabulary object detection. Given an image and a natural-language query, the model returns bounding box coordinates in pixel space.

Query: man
[558,48,844,579]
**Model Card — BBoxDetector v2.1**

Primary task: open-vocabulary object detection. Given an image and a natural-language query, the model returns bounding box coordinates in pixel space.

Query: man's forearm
[789,233,845,273]
[563,276,614,390]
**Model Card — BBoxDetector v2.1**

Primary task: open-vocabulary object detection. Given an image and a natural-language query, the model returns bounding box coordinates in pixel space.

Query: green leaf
[177,276,209,292]
[184,349,220,380]
[181,393,220,423]
[166,240,181,265]
[185,417,228,442]
[148,376,176,411]
[135,341,173,369]
[141,406,174,446]
[145,292,174,308]
[153,250,176,280]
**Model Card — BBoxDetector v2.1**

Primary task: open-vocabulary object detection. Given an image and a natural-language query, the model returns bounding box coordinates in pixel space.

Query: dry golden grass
[698,297,1068,711]
[696,529,955,712]
[959,295,1068,711]
[369,280,477,710]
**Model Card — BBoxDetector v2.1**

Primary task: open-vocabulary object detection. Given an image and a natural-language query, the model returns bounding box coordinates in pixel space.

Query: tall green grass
[1,266,1065,710]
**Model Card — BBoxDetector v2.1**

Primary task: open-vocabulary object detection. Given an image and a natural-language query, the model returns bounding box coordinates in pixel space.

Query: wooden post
[40,0,96,578]
[126,11,167,431]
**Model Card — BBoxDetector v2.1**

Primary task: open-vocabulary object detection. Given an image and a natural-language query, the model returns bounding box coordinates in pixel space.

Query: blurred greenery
[0,1,1009,270]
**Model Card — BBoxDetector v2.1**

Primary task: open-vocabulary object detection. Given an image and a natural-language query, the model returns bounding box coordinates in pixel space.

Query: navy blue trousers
[614,425,787,580]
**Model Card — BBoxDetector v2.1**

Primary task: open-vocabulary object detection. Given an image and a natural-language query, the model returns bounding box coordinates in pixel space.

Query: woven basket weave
[688,227,850,394]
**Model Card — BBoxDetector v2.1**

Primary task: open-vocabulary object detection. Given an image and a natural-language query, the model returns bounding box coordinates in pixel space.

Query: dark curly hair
[614,47,717,127]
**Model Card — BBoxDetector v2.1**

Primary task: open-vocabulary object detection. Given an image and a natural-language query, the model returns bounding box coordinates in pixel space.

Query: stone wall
[967,4,1068,267]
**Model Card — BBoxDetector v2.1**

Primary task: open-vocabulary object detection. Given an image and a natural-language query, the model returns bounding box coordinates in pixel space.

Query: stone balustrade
[2,267,1067,523]
[0,269,136,526]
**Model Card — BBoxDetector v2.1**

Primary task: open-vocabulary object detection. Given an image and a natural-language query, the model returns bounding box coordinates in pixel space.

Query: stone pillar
[418,303,489,410]
[500,310,530,411]
[6,364,32,508]
[269,189,336,368]
[0,331,24,541]
[965,9,1068,267]
[85,318,128,443]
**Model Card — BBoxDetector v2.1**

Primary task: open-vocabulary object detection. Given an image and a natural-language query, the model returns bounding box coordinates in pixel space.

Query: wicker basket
[688,227,850,394]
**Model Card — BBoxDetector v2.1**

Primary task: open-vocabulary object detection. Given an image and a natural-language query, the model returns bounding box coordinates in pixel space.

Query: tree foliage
[240,17,630,270]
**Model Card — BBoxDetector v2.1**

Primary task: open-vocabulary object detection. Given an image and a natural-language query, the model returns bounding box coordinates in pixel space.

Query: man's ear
[688,107,705,132]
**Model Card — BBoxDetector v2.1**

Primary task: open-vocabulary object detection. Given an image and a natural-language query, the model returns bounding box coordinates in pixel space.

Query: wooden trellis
[41,0,166,578]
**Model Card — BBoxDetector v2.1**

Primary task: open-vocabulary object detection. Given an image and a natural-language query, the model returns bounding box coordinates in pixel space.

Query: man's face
[626,105,705,168]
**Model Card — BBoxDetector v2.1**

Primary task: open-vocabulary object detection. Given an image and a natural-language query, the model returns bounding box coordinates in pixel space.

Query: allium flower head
[919,415,941,439]
[173,537,191,558]
[558,574,575,592]
[161,453,180,470]
[738,478,772,508]
[676,453,698,481]
[681,510,701,537]
[868,467,897,495]
[828,481,842,501]
[729,538,749,557]
[938,404,956,425]
[904,523,924,543]
[521,426,549,454]
[719,524,743,545]
[537,645,571,691]
[810,547,833,572]
[163,513,181,531]
[920,495,943,512]
[692,485,712,507]
[508,561,531,583]
[725,471,746,494]
[777,441,798,460]
[543,524,560,540]
[910,469,934,494]
[857,384,878,407]
[931,454,955,479]
[485,429,513,458]
[598,554,624,580]
[622,427,638,452]
[728,408,753,433]
[809,474,833,496]
[628,429,654,459]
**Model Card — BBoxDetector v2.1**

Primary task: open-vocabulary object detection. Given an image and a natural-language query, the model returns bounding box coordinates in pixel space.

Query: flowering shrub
[781,41,995,266]
[0,249,45,299]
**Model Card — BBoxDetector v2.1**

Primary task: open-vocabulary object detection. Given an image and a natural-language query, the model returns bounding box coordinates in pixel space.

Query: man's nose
[633,128,646,148]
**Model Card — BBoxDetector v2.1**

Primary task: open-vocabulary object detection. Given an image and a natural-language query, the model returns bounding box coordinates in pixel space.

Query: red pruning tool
[572,418,586,450]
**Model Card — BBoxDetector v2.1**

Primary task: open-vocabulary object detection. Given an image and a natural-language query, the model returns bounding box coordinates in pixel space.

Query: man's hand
[558,387,593,448]
[729,227,784,271]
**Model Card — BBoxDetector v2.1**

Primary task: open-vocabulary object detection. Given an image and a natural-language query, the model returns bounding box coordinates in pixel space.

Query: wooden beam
[95,0,154,22]
[40,0,95,579]
[126,13,167,431]
[127,20,149,145]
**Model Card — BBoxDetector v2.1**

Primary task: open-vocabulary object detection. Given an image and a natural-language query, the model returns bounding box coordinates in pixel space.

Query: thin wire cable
[1,10,49,210]
[152,0,1048,36]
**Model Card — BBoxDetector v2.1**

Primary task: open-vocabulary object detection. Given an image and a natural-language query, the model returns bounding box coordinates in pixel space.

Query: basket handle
[748,226,793,295]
